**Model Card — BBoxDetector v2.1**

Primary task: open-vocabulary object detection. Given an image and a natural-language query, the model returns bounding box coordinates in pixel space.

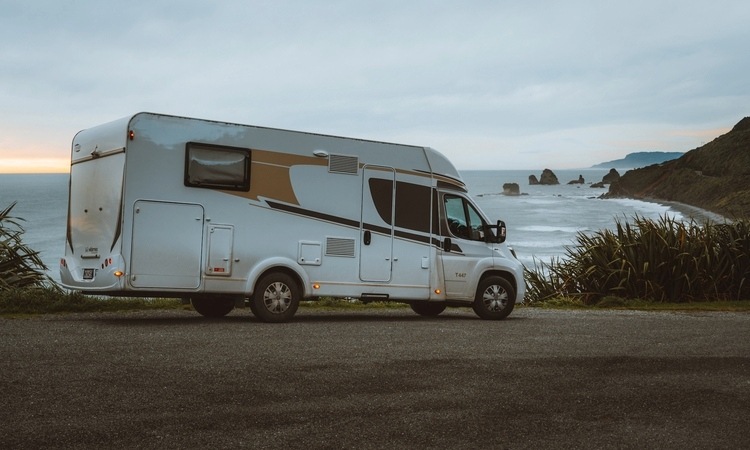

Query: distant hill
[603,117,750,219]
[591,151,684,169]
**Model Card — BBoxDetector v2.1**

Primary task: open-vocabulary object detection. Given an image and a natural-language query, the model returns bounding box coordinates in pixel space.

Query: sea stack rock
[502,183,521,196]
[539,169,560,185]
[602,168,621,184]
[567,175,585,185]
[529,175,539,185]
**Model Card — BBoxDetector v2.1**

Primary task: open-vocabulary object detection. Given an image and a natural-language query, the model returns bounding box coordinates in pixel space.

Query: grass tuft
[301,297,408,310]
[0,290,410,316]
[0,287,183,315]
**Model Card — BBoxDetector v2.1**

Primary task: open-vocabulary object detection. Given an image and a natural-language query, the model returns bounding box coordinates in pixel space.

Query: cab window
[444,194,487,241]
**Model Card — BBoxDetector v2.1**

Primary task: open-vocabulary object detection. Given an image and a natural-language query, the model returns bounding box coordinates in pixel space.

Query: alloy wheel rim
[263,282,292,313]
[483,285,508,311]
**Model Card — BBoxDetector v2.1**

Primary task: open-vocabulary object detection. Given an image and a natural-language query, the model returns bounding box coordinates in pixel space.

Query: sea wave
[517,225,588,233]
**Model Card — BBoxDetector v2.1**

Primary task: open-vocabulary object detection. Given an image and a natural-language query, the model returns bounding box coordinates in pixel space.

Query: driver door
[439,193,493,299]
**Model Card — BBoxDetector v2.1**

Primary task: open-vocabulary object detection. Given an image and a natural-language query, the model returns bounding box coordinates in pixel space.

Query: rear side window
[368,179,433,233]
[185,142,251,191]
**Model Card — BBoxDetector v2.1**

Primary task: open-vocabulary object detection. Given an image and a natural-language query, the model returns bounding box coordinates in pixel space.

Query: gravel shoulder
[2,307,749,449]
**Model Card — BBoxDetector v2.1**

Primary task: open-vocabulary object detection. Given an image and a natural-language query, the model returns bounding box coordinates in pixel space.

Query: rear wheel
[472,276,515,320]
[247,298,259,317]
[410,301,447,316]
[190,296,235,318]
[250,273,300,323]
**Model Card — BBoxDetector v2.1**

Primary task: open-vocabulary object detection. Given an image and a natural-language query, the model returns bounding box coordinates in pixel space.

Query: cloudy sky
[1,0,748,173]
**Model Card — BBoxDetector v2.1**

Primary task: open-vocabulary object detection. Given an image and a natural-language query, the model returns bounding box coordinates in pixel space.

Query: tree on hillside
[0,202,55,290]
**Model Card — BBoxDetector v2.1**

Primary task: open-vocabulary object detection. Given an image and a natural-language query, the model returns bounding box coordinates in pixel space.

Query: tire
[472,276,516,320]
[190,296,235,318]
[247,298,259,317]
[410,301,447,316]
[250,273,300,323]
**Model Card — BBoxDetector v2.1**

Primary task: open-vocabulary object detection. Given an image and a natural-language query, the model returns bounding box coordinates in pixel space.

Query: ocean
[462,169,685,267]
[0,173,69,283]
[0,170,690,283]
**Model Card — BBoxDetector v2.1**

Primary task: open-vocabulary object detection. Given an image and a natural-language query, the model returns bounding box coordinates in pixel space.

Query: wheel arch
[245,258,310,298]
[478,270,518,299]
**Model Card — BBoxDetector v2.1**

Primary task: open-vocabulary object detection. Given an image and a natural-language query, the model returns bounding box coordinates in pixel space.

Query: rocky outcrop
[531,169,559,185]
[529,175,539,185]
[602,169,620,184]
[567,175,585,185]
[602,117,750,218]
[502,183,521,196]
[591,182,606,188]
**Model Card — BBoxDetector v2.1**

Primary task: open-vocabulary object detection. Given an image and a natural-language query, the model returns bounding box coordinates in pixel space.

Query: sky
[1,0,748,173]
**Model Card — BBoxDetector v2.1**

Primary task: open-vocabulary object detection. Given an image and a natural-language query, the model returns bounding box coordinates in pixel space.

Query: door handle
[443,237,452,252]
[364,230,371,245]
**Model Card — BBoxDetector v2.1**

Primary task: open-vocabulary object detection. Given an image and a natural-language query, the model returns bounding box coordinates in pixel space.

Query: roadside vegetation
[525,215,750,306]
[2,202,748,316]
[0,290,405,316]
[0,202,55,291]
[0,288,413,316]
[0,288,184,315]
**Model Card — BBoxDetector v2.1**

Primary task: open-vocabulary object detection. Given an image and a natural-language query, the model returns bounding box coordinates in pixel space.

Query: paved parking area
[2,307,749,449]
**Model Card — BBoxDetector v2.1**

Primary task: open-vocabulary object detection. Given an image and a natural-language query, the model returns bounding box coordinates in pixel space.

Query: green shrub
[0,202,56,290]
[525,216,750,304]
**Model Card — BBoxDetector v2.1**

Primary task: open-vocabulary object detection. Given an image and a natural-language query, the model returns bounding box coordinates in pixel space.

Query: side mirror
[443,237,452,252]
[496,220,507,243]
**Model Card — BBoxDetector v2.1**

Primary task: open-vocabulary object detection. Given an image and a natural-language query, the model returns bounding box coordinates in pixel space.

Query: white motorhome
[61,112,525,322]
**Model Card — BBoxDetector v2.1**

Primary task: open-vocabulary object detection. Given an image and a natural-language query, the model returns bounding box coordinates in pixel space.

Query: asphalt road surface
[2,307,749,449]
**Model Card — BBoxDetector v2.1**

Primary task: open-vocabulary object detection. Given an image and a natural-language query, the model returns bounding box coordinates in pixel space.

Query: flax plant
[525,215,750,304]
[0,202,55,290]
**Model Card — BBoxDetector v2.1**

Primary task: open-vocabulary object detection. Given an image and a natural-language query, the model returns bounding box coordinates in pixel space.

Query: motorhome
[61,112,525,322]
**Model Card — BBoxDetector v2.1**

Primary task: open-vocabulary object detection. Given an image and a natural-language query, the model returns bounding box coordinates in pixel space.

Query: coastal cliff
[603,117,750,219]
[591,151,683,169]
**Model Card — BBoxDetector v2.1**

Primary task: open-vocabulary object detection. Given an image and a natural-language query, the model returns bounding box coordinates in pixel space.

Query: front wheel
[410,301,447,317]
[472,276,516,320]
[191,296,235,318]
[250,273,300,323]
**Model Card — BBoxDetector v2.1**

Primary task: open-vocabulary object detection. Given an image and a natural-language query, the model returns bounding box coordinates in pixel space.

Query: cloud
[1,0,748,172]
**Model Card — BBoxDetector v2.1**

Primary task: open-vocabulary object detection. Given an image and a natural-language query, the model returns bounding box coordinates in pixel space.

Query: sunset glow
[0,158,69,174]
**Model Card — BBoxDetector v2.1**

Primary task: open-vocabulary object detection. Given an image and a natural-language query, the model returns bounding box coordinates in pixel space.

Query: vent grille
[329,154,359,174]
[325,237,356,257]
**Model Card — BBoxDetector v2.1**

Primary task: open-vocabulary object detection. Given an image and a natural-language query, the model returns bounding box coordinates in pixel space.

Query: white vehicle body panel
[60,112,525,308]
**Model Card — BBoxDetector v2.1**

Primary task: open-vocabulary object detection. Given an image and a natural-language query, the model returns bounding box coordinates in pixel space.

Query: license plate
[83,268,95,280]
